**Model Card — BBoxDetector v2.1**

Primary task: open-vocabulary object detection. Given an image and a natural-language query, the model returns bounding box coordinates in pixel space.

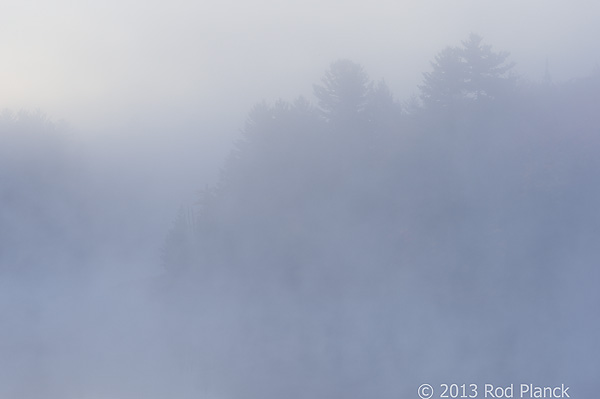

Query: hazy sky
[2,0,599,131]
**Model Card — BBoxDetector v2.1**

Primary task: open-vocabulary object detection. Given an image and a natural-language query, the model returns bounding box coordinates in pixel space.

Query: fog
[4,0,600,126]
[2,2,600,399]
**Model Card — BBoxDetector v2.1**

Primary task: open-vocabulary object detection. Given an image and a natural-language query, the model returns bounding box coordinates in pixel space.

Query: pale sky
[1,0,599,131]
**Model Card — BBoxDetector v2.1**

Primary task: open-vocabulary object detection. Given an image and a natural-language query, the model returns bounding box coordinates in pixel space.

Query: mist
[2,2,600,399]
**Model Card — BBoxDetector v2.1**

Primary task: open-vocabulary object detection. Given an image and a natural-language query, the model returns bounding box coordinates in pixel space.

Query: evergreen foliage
[313,59,373,123]
[158,36,600,399]
[420,33,515,109]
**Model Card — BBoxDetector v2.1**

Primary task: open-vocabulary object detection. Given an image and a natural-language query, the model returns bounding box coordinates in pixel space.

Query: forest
[2,34,599,399]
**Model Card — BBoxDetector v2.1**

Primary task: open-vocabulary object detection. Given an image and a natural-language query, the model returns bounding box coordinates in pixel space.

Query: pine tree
[313,59,372,124]
[420,34,515,109]
[460,33,515,100]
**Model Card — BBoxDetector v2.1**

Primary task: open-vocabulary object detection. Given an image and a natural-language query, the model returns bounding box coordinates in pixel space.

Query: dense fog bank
[0,109,229,398]
[159,42,600,398]
[2,35,599,398]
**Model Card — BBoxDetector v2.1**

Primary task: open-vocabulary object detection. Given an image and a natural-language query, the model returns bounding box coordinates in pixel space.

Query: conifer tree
[313,59,372,124]
[420,34,515,109]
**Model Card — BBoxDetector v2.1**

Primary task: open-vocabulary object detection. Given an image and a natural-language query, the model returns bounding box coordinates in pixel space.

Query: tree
[364,79,399,127]
[313,59,372,124]
[460,33,515,100]
[420,46,467,110]
[420,33,515,109]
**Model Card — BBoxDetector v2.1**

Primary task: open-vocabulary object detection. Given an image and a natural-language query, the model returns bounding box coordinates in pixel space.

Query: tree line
[2,33,598,399]
[158,34,600,398]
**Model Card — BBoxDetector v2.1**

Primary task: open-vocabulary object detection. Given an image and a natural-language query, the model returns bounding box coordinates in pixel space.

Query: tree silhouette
[420,33,515,109]
[364,79,399,129]
[313,59,372,125]
[420,46,467,110]
[461,33,515,100]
